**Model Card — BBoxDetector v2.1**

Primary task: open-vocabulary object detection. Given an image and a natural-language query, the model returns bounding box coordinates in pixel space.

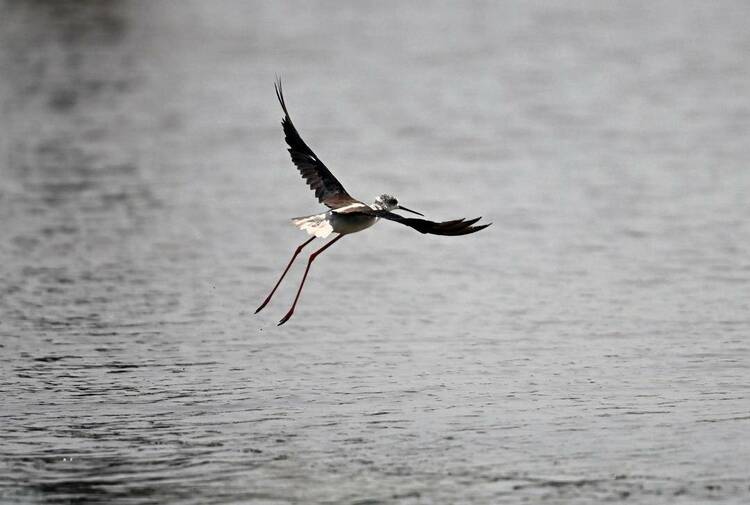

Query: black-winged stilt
[257,80,490,325]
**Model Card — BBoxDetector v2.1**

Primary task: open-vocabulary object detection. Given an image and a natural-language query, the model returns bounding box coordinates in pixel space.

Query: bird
[256,79,490,326]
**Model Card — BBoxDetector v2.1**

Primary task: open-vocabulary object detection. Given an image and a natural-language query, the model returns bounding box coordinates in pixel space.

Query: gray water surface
[2,1,750,503]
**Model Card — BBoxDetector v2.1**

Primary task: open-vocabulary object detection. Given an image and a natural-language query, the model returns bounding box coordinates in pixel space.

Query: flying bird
[256,79,490,325]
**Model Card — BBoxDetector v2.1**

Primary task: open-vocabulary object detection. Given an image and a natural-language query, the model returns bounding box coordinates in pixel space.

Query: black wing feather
[275,79,356,208]
[347,208,491,236]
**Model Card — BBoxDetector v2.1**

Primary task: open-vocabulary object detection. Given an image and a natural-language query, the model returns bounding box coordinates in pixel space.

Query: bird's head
[372,194,423,216]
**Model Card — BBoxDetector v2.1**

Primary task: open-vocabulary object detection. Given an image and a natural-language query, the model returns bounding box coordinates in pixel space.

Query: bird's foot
[277,311,294,326]
[255,298,271,314]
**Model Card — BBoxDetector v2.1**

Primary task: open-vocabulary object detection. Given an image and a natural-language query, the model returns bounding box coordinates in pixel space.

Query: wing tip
[467,222,491,234]
[274,76,289,115]
[462,218,491,235]
[441,216,491,236]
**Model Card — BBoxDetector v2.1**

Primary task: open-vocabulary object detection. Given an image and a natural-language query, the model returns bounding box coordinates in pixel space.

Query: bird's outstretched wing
[345,208,491,236]
[275,79,357,209]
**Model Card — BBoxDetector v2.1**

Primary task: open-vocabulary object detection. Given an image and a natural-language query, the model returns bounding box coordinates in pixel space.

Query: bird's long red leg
[255,236,316,314]
[277,234,344,326]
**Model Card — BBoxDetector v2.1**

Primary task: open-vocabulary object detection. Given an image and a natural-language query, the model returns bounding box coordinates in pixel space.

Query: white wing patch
[291,213,333,238]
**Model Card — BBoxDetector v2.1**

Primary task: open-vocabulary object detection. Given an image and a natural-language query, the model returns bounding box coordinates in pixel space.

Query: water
[1,1,749,503]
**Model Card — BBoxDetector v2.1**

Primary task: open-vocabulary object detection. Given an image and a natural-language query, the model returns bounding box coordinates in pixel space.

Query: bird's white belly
[329,212,378,235]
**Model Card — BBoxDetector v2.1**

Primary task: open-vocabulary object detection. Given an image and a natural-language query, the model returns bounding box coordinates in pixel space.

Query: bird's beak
[397,205,424,217]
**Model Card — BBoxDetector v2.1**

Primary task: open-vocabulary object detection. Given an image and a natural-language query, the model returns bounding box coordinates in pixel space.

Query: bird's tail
[291,212,333,238]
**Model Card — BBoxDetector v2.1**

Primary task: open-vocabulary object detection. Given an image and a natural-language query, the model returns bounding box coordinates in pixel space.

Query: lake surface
[1,1,749,503]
